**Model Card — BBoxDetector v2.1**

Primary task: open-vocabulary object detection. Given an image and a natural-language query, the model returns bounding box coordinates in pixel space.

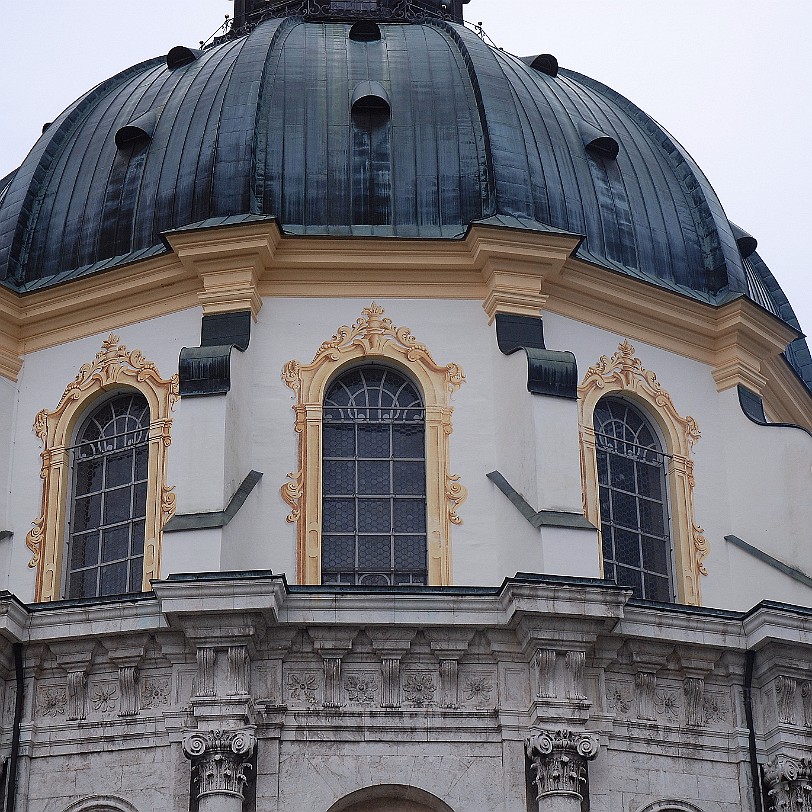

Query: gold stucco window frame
[281,303,466,586]
[26,335,179,602]
[578,340,708,606]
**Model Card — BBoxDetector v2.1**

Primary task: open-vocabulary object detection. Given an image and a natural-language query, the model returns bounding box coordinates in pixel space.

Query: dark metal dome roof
[0,16,791,322]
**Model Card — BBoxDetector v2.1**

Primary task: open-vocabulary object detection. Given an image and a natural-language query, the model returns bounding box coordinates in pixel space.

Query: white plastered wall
[0,374,18,586]
[717,385,812,609]
[543,310,812,611]
[7,309,201,601]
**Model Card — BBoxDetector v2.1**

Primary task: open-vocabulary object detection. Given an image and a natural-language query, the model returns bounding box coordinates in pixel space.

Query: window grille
[594,397,673,601]
[322,366,427,585]
[66,393,150,599]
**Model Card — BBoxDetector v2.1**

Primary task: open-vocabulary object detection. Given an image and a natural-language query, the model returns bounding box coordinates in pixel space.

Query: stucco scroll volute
[281,303,466,585]
[578,340,706,605]
[26,334,178,602]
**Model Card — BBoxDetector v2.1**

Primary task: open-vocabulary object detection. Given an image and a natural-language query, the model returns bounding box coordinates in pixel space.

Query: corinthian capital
[526,729,599,802]
[763,755,812,812]
[183,728,257,802]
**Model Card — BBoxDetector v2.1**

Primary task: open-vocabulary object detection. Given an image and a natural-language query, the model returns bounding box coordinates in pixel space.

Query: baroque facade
[0,2,811,811]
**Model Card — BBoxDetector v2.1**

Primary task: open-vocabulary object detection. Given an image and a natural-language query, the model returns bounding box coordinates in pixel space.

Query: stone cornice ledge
[152,572,287,625]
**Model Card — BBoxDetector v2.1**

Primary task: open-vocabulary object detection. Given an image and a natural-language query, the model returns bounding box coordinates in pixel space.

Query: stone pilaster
[66,671,87,721]
[684,677,705,727]
[526,729,599,812]
[534,649,557,699]
[227,646,250,697]
[763,755,812,812]
[196,647,216,697]
[183,728,257,812]
[118,666,140,717]
[439,659,459,709]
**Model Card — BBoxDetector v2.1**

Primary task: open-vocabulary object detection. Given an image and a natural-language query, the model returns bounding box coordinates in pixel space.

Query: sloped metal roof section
[0,15,783,315]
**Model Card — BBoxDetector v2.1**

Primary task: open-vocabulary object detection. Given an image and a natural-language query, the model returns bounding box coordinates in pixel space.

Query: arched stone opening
[327,784,455,812]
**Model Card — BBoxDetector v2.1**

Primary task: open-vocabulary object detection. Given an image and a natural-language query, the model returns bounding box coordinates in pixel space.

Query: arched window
[578,341,706,605]
[282,304,466,586]
[66,393,150,599]
[27,335,178,603]
[593,397,672,601]
[322,366,426,586]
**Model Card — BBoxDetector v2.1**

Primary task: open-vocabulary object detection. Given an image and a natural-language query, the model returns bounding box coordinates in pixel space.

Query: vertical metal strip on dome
[428,22,496,220]
[209,17,291,217]
[567,70,748,297]
[250,18,301,219]
[138,39,245,248]
[0,57,164,284]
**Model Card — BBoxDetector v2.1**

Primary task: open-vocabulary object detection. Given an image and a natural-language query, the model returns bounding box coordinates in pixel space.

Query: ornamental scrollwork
[763,755,812,812]
[183,728,257,802]
[25,515,45,569]
[281,470,303,524]
[27,335,178,602]
[579,340,707,605]
[281,303,465,586]
[526,729,600,801]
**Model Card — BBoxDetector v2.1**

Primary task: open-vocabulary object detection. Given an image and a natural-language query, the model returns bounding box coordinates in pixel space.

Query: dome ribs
[0,57,164,284]
[0,16,760,309]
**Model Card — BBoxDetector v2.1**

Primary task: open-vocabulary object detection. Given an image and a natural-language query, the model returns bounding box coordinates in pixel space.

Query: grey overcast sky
[1,2,810,337]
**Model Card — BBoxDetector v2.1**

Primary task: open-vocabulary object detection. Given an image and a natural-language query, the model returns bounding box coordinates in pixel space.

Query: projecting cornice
[0,220,808,428]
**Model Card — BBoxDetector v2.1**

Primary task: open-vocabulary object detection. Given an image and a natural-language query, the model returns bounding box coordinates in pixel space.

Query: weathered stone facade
[0,576,809,811]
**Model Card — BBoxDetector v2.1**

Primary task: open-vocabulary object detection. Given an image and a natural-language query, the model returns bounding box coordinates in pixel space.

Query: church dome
[0,6,808,389]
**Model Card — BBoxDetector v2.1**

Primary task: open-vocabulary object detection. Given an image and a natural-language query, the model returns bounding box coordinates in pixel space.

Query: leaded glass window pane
[66,393,150,599]
[322,366,427,586]
[594,397,674,601]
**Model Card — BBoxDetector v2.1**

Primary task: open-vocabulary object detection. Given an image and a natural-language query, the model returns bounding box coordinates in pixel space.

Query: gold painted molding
[27,335,179,602]
[0,220,808,431]
[281,303,466,586]
[578,340,707,606]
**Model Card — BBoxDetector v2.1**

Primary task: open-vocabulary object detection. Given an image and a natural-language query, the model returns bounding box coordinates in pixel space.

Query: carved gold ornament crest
[27,335,178,602]
[282,303,466,585]
[579,340,707,605]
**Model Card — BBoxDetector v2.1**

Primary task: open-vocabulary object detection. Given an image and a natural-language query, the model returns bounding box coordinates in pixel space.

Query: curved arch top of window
[27,335,179,603]
[594,397,673,602]
[578,340,707,605]
[62,796,141,812]
[282,303,466,586]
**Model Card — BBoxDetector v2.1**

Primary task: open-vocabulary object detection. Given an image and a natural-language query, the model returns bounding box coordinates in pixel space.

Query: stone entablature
[0,576,810,811]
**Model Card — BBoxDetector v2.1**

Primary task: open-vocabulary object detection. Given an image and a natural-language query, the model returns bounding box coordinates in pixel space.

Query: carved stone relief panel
[459,670,496,710]
[343,671,380,707]
[403,672,437,708]
[89,680,119,717]
[286,670,321,708]
[37,684,67,718]
[141,676,171,711]
[605,680,634,718]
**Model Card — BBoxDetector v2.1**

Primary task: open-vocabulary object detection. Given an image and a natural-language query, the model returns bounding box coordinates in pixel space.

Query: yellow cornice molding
[547,259,800,392]
[0,286,23,379]
[0,220,807,431]
[165,224,280,318]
